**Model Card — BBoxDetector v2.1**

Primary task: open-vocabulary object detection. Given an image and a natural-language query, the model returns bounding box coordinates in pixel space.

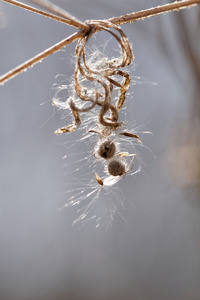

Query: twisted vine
[55,20,133,135]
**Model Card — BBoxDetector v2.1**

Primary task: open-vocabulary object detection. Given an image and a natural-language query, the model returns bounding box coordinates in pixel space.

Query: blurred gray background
[0,0,200,299]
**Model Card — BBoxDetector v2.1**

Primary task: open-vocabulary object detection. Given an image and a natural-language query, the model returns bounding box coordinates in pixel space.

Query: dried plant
[1,0,200,226]
[1,0,200,85]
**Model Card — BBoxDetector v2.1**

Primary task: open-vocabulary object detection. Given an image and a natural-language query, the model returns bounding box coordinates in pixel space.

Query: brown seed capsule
[97,140,116,159]
[95,173,104,186]
[107,159,126,176]
[120,132,143,144]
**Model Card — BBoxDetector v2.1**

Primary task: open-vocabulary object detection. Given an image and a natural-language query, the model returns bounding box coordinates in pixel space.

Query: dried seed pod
[107,159,126,176]
[95,173,104,186]
[96,139,116,159]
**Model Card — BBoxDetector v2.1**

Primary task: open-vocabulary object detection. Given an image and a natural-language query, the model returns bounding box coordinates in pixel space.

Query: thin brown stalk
[0,31,84,85]
[2,0,90,30]
[28,0,89,31]
[109,0,200,25]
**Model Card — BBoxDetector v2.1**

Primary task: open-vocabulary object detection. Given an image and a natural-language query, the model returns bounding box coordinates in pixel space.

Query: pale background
[0,0,200,299]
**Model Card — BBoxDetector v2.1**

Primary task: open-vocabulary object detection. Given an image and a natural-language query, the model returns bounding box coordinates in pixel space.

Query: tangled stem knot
[55,20,134,135]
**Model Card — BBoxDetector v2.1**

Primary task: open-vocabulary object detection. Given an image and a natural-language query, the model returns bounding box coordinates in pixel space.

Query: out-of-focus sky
[0,1,200,299]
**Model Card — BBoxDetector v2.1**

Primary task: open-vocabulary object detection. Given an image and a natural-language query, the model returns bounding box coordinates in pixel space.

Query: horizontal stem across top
[2,0,90,31]
[0,0,200,85]
[109,0,200,25]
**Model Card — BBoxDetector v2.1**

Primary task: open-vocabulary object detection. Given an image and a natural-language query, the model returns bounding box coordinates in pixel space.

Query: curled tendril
[55,20,134,134]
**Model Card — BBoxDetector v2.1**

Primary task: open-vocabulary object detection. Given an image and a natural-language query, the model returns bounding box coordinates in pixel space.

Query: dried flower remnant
[54,20,142,185]
[96,139,117,160]
[2,0,199,226]
[107,159,126,177]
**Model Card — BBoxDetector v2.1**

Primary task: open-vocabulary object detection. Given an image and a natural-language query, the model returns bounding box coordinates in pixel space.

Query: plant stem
[0,0,200,85]
[0,31,84,85]
[109,0,200,25]
[2,0,90,30]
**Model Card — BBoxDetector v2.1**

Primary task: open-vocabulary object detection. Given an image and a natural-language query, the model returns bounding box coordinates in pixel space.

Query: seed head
[107,159,126,176]
[96,139,116,159]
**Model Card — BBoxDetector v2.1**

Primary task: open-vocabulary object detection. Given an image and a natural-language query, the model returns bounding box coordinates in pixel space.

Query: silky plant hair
[52,19,143,183]
[53,21,140,185]
[52,21,143,227]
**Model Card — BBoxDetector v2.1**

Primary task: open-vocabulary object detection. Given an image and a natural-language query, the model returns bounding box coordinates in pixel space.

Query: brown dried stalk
[109,0,200,25]
[0,31,85,85]
[0,0,200,86]
[2,0,90,30]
